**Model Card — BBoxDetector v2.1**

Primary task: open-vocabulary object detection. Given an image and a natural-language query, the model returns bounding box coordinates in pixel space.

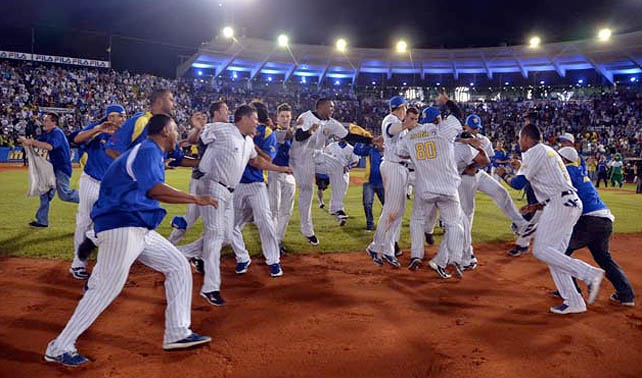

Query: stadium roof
[178,31,642,84]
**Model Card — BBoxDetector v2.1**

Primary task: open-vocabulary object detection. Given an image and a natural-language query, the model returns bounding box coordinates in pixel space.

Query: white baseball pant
[292,156,317,238]
[230,182,280,265]
[168,178,201,245]
[368,161,408,257]
[71,173,101,269]
[515,210,542,248]
[45,227,193,356]
[316,156,350,214]
[532,195,602,308]
[268,171,296,243]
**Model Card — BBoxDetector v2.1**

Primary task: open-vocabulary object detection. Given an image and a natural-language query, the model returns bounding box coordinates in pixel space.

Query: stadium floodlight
[371,81,376,85]
[540,80,545,85]
[267,76,273,82]
[396,40,407,53]
[197,70,203,76]
[504,81,509,85]
[403,82,407,86]
[469,82,474,86]
[278,34,289,47]
[578,79,583,84]
[301,77,306,83]
[631,77,637,82]
[598,28,612,42]
[222,26,234,39]
[335,80,340,85]
[336,38,347,52]
[436,82,440,86]
[529,36,541,48]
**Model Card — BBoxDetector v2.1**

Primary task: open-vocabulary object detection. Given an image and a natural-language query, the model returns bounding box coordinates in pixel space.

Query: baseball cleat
[235,259,252,275]
[306,235,320,246]
[463,261,477,271]
[268,263,283,277]
[507,245,529,257]
[451,263,464,278]
[44,351,90,367]
[408,257,422,271]
[28,221,48,228]
[69,267,89,280]
[587,269,605,304]
[319,203,325,209]
[365,248,383,266]
[382,254,401,268]
[189,258,204,274]
[394,242,403,257]
[201,291,225,307]
[609,292,635,307]
[424,233,435,246]
[163,333,212,351]
[549,303,587,315]
[428,260,451,279]
[279,244,288,255]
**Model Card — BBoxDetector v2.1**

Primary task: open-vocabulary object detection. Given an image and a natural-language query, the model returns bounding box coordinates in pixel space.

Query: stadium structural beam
[318,61,331,85]
[176,53,201,78]
[623,52,642,71]
[249,53,274,81]
[449,53,459,80]
[513,56,529,78]
[215,50,244,78]
[420,61,425,80]
[283,63,298,83]
[387,60,393,80]
[583,55,614,84]
[550,57,566,78]
[352,59,362,86]
[480,53,493,79]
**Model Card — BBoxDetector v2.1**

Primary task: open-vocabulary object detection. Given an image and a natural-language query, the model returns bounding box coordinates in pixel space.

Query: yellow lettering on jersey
[410,131,429,140]
[547,151,557,158]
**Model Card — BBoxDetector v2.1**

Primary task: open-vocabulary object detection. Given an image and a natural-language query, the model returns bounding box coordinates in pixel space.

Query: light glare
[278,34,289,47]
[336,38,347,52]
[529,36,541,48]
[222,26,234,39]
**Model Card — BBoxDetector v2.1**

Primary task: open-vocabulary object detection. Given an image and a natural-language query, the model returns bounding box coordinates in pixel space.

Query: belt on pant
[398,161,415,172]
[542,190,577,206]
[217,181,235,193]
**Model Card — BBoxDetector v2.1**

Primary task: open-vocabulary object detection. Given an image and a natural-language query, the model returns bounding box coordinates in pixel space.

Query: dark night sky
[2,0,642,77]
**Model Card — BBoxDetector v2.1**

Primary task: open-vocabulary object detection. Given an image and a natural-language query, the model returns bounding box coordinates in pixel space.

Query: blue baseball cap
[465,114,482,129]
[104,104,126,118]
[420,106,440,124]
[389,96,407,109]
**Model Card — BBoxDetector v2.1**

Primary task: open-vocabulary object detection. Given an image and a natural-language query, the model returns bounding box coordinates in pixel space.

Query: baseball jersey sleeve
[517,147,542,181]
[482,137,495,158]
[442,115,463,141]
[106,117,135,152]
[327,118,349,139]
[353,143,371,156]
[260,128,278,160]
[131,148,165,196]
[299,111,316,132]
[200,123,220,145]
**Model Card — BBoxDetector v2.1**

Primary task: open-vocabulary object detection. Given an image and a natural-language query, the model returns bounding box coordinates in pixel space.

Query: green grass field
[1,167,641,260]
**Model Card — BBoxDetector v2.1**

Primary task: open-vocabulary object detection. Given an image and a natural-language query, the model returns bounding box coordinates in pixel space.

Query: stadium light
[278,34,289,47]
[197,70,203,76]
[631,77,637,82]
[598,28,612,42]
[436,82,440,86]
[267,76,273,82]
[301,77,306,84]
[336,38,347,52]
[232,72,238,79]
[539,80,545,85]
[222,26,234,39]
[396,40,407,53]
[371,81,376,85]
[504,81,509,85]
[578,79,583,84]
[335,80,340,85]
[529,36,541,48]
[403,82,407,86]
[469,82,474,86]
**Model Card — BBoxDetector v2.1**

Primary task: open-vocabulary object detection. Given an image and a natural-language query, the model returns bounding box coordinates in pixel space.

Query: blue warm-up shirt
[566,164,608,215]
[240,124,277,184]
[273,138,291,167]
[91,139,167,233]
[37,127,72,176]
[353,143,383,188]
[77,121,115,181]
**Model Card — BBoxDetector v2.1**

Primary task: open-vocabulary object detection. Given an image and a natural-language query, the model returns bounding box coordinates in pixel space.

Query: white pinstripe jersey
[397,115,463,196]
[454,143,478,174]
[324,141,360,168]
[381,113,407,163]
[476,134,495,158]
[290,110,348,165]
[518,143,575,201]
[198,122,257,188]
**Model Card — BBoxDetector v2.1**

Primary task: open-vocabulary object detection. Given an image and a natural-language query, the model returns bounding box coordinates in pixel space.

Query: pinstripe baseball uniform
[46,139,195,358]
[368,113,409,257]
[178,122,257,294]
[290,111,348,240]
[398,115,465,267]
[268,128,296,244]
[316,141,360,215]
[230,124,280,267]
[517,143,603,309]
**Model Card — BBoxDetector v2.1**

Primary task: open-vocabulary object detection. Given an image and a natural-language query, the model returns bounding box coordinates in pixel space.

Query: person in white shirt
[177,105,291,307]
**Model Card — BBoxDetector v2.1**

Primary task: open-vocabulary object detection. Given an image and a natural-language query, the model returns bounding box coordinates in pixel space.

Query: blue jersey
[566,164,608,215]
[37,127,72,176]
[273,139,291,167]
[78,121,115,181]
[240,124,277,184]
[106,111,184,165]
[354,143,383,187]
[492,149,509,168]
[91,139,167,233]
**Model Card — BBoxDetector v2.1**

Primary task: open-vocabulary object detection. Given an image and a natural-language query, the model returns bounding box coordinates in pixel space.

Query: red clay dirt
[0,234,641,378]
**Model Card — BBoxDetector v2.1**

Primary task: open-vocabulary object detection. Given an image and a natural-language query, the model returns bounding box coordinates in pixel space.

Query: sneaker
[408,257,422,271]
[235,259,252,275]
[365,248,383,266]
[69,267,89,280]
[306,235,320,246]
[44,351,90,367]
[463,261,477,271]
[269,263,283,277]
[394,242,403,257]
[335,210,349,219]
[549,303,587,315]
[451,262,464,278]
[507,245,529,257]
[279,244,288,256]
[201,291,225,306]
[609,292,635,307]
[424,233,434,246]
[319,203,325,209]
[428,260,451,279]
[163,333,212,351]
[28,221,47,228]
[382,254,401,268]
[189,258,204,274]
[587,269,605,304]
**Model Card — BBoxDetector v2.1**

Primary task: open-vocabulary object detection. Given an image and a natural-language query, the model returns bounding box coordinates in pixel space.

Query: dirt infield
[0,235,641,378]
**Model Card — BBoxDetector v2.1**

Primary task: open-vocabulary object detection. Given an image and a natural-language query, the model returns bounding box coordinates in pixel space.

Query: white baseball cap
[558,132,575,144]
[558,146,579,164]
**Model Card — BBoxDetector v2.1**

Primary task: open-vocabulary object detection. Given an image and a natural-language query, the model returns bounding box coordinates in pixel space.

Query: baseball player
[177,105,292,307]
[316,139,361,225]
[229,101,282,277]
[44,115,215,367]
[289,98,350,245]
[68,105,126,280]
[398,104,467,277]
[267,103,296,254]
[169,101,229,245]
[496,124,605,314]
[365,97,416,268]
[19,112,80,228]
